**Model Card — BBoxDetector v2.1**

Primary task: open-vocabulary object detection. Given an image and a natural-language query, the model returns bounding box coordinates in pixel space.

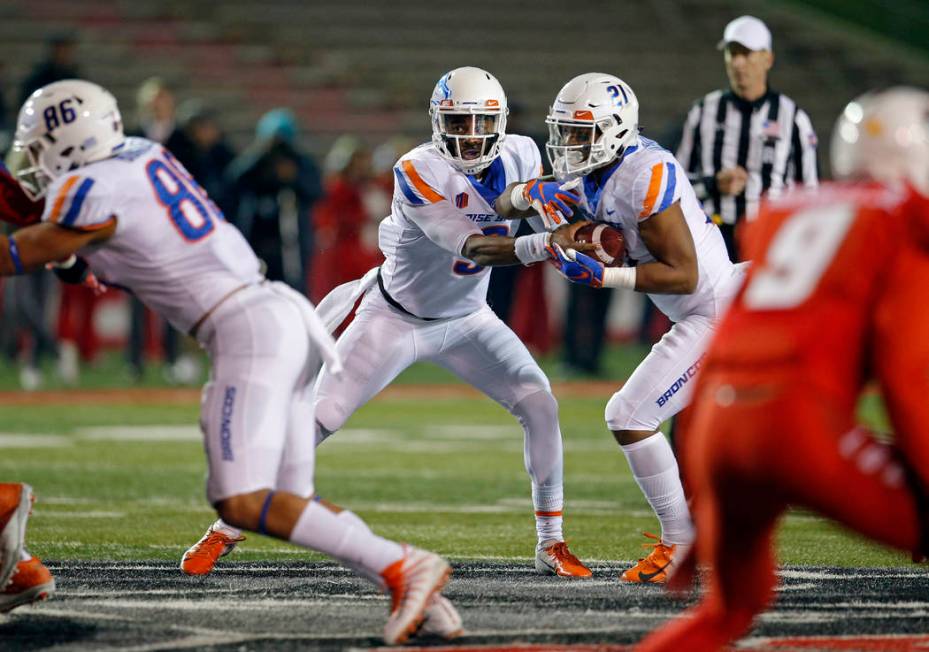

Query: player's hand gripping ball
[572,222,625,267]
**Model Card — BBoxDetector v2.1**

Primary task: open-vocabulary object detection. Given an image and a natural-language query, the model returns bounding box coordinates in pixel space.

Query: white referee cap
[717,15,773,52]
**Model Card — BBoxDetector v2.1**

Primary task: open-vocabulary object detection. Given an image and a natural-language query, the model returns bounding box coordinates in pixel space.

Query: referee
[677,15,818,261]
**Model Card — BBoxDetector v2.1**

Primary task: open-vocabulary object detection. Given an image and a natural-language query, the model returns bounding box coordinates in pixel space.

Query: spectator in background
[18,32,80,105]
[167,100,236,210]
[125,77,186,382]
[226,108,322,295]
[311,135,382,302]
[134,77,176,145]
[5,36,84,387]
[0,62,10,153]
[677,15,818,261]
[363,136,413,227]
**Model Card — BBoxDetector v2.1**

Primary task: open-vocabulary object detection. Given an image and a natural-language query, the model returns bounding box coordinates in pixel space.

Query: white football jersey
[378,134,542,319]
[41,137,262,333]
[580,136,737,322]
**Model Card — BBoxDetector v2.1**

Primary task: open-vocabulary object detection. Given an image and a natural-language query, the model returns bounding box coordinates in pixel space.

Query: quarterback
[183,67,594,579]
[543,73,746,582]
[2,80,459,644]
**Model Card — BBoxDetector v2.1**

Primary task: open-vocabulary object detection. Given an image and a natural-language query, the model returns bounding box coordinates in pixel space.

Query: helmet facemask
[546,114,631,180]
[431,107,505,175]
[13,141,55,201]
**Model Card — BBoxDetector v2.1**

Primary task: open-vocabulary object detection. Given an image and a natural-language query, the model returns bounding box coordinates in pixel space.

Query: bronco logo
[655,355,705,408]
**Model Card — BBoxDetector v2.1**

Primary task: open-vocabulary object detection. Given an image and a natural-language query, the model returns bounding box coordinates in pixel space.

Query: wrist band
[602,265,636,289]
[7,237,24,275]
[514,231,551,265]
[510,183,531,211]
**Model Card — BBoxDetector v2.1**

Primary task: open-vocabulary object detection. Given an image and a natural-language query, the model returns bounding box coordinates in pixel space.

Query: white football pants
[197,284,317,504]
[314,288,564,489]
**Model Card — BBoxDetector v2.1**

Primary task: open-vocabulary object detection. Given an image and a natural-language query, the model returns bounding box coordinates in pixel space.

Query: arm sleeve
[632,156,683,221]
[873,245,929,474]
[42,174,116,231]
[404,200,482,256]
[676,102,702,177]
[677,101,717,201]
[790,107,819,189]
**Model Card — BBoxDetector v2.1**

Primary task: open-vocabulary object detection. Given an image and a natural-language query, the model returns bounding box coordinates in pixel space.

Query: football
[573,222,626,267]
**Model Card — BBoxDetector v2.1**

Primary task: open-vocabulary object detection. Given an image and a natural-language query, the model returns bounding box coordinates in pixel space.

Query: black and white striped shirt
[677,88,818,227]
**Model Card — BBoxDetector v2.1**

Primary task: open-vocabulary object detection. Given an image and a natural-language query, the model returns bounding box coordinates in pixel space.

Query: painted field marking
[78,425,201,441]
[0,433,70,447]
[33,510,125,519]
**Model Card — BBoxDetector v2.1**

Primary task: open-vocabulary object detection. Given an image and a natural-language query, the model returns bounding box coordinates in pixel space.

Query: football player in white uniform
[542,73,747,583]
[183,67,594,580]
[3,80,459,644]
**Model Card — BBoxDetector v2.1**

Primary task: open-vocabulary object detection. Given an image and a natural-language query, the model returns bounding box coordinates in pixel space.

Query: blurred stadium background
[0,0,928,387]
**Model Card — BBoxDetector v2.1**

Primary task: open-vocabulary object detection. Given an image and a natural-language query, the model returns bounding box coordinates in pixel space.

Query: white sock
[288,501,404,577]
[212,518,242,539]
[621,432,694,545]
[335,509,387,590]
[20,548,30,561]
[532,483,564,545]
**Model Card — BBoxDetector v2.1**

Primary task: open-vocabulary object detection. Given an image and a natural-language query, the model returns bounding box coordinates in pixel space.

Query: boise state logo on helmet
[429,67,508,176]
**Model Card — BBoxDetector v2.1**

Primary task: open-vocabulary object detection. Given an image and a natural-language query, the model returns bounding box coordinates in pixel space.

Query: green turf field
[0,359,907,569]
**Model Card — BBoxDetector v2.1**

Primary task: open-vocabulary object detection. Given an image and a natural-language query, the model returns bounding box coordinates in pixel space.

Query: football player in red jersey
[0,159,43,226]
[639,87,929,652]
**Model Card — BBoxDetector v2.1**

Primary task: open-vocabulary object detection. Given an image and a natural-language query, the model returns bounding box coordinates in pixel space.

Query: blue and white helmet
[546,73,638,180]
[13,79,124,200]
[429,67,508,175]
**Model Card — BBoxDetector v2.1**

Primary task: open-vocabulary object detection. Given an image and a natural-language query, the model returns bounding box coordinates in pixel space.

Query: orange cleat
[0,556,55,613]
[535,540,593,577]
[0,483,33,591]
[620,532,683,584]
[381,546,452,645]
[180,526,246,576]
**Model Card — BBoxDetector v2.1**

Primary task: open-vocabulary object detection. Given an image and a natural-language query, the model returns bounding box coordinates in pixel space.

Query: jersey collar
[582,143,638,215]
[467,156,506,208]
[726,87,775,112]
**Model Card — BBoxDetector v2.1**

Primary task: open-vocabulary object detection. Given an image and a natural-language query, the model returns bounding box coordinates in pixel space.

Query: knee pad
[314,396,349,435]
[511,388,558,425]
[512,390,563,487]
[605,390,651,431]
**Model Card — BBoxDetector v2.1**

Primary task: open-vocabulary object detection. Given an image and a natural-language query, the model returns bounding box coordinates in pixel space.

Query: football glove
[48,256,108,296]
[546,243,603,288]
[523,178,581,228]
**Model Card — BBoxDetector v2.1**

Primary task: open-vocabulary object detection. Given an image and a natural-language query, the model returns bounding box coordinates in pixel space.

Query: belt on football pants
[376,267,439,321]
[188,282,255,338]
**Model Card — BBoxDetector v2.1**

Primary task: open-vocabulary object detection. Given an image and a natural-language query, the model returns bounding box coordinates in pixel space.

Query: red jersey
[0,165,43,226]
[704,182,929,418]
